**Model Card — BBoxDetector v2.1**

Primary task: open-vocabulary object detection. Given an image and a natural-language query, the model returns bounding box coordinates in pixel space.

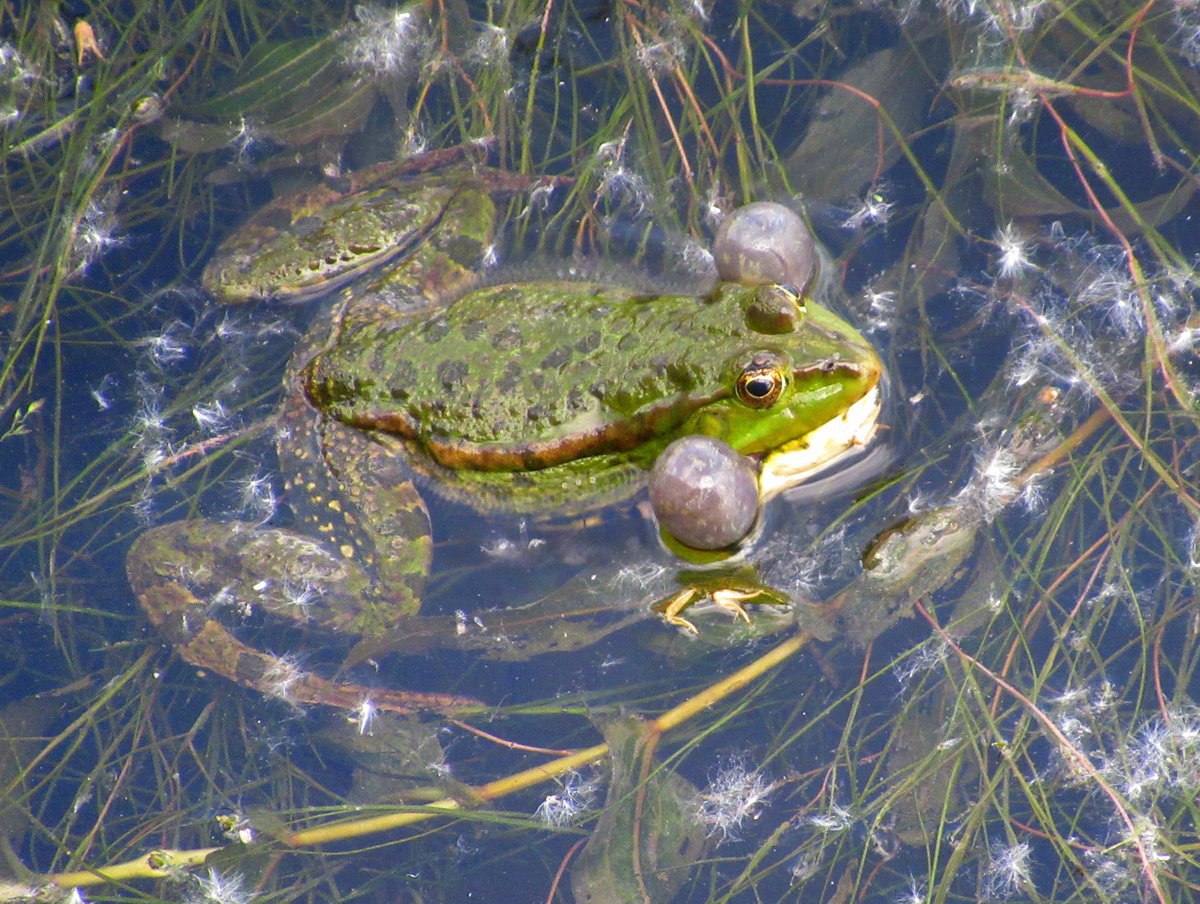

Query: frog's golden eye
[735,358,787,408]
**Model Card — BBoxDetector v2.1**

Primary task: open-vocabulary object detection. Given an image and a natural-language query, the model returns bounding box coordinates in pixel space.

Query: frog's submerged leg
[126,521,478,714]
[653,587,704,633]
[276,390,433,635]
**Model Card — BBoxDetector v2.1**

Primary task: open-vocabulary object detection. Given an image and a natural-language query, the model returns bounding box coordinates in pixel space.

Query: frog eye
[735,357,787,408]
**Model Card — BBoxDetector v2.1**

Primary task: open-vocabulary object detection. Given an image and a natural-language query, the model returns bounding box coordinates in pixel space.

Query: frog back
[304,279,875,510]
[306,281,738,452]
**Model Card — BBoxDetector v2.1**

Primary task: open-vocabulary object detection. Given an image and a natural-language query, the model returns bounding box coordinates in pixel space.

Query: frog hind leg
[126,521,477,714]
[276,389,433,636]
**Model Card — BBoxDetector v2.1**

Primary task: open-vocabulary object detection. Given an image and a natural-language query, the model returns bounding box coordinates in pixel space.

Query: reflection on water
[2,0,1200,901]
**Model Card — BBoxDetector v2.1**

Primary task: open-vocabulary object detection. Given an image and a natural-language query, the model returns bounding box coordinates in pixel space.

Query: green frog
[126,155,883,715]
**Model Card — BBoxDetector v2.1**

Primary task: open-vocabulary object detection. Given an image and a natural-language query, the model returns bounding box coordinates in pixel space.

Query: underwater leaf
[982,134,1196,233]
[783,35,946,204]
[571,718,711,904]
[884,707,974,847]
[1065,91,1146,148]
[0,696,61,874]
[316,712,456,804]
[869,120,983,317]
[160,35,378,153]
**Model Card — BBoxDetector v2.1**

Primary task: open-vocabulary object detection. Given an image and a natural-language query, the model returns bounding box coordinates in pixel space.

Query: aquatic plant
[1,0,1199,901]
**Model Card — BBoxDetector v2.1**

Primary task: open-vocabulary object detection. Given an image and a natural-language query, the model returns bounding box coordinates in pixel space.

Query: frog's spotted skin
[306,282,879,512]
[276,383,431,626]
[203,160,509,306]
[128,162,883,714]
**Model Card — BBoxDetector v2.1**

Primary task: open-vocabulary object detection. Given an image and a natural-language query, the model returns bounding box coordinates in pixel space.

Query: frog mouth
[756,385,882,501]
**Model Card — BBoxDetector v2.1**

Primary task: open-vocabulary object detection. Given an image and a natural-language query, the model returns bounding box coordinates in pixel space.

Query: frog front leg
[127,520,479,714]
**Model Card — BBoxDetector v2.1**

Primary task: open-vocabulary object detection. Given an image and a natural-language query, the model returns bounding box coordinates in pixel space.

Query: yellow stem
[39,632,811,891]
[48,847,219,888]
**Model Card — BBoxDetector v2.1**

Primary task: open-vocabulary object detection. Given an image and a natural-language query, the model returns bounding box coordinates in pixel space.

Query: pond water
[2,1,1200,902]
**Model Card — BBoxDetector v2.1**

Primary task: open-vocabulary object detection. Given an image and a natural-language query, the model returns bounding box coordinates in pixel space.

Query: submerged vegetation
[1,0,1200,901]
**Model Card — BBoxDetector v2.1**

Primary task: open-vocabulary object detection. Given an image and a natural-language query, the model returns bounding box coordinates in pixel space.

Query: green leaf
[571,718,711,904]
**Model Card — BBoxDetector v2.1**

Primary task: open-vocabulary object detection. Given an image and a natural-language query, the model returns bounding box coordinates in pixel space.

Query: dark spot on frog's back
[540,346,572,370]
[287,215,324,238]
[462,319,486,341]
[567,387,589,411]
[383,358,417,392]
[491,324,523,350]
[437,359,469,389]
[666,360,697,388]
[617,333,639,352]
[422,316,451,343]
[497,360,522,393]
[575,332,601,354]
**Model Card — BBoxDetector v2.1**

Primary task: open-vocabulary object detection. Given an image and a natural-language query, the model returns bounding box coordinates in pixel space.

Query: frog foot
[654,571,796,635]
[654,587,757,634]
[654,587,703,633]
[710,589,759,623]
[127,522,481,715]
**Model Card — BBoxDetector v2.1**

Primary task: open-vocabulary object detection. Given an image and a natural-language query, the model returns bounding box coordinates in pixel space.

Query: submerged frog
[126,155,883,714]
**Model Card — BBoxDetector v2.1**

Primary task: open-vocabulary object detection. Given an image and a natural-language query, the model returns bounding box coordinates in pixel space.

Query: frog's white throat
[757,385,882,501]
